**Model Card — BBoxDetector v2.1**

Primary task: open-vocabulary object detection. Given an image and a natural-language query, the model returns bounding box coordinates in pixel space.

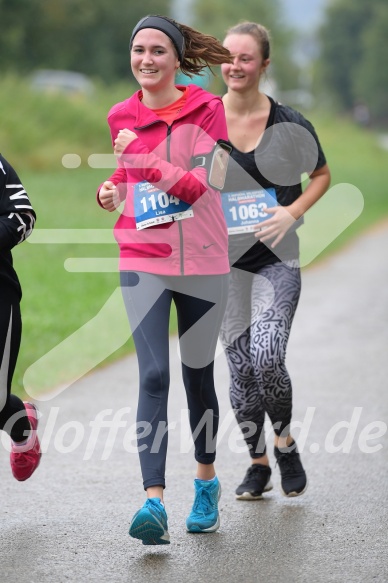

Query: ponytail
[130,15,233,78]
[178,22,233,77]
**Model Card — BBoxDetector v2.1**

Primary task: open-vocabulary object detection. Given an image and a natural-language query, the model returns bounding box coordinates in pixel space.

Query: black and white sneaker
[274,442,307,497]
[235,464,273,500]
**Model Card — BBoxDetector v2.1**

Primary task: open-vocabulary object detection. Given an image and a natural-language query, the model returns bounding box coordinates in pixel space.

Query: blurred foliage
[0,0,300,92]
[0,75,135,169]
[0,0,171,82]
[193,0,300,93]
[318,0,388,125]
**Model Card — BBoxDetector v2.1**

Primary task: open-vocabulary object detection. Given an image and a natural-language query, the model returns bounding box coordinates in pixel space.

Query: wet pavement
[1,223,387,583]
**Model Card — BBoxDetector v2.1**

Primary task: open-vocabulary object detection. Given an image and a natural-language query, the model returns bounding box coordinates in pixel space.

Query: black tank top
[223,96,302,272]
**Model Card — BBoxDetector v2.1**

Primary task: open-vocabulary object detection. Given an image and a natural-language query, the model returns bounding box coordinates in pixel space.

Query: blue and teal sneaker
[129,498,170,545]
[186,477,221,533]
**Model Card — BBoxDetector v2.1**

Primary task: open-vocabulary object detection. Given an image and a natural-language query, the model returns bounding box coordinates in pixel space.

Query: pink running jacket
[101,84,230,276]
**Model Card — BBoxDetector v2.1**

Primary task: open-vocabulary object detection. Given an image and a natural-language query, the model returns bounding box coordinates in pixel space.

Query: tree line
[319,0,388,125]
[0,0,297,90]
[0,0,171,81]
[1,0,385,124]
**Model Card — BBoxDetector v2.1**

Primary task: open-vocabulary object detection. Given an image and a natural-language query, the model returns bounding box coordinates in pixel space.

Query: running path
[1,224,387,583]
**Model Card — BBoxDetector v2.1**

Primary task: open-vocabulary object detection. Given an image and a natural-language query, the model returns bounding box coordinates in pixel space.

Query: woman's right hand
[98,181,121,212]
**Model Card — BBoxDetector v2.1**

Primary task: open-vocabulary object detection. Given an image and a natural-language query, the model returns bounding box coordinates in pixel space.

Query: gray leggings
[219,262,301,457]
[121,271,229,490]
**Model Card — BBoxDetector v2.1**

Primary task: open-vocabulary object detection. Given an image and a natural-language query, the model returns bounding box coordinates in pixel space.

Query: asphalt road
[1,224,387,583]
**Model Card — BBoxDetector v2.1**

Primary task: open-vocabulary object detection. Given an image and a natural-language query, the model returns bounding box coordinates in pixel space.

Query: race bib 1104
[222,188,277,234]
[134,181,194,230]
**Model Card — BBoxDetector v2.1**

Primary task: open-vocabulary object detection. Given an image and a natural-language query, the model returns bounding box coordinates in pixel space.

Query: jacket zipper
[135,119,185,275]
[166,124,185,275]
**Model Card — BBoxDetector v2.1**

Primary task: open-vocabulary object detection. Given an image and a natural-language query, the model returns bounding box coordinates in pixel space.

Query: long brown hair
[136,15,233,78]
[177,20,233,77]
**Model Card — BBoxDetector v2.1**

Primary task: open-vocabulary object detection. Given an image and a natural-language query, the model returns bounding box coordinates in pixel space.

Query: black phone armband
[191,140,232,190]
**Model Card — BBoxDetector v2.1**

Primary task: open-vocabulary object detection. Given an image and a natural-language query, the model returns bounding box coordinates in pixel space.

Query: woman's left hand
[253,205,297,248]
[114,129,138,156]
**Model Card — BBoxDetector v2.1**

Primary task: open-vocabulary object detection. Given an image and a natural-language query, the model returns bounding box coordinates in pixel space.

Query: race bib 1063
[222,188,277,234]
[134,181,194,230]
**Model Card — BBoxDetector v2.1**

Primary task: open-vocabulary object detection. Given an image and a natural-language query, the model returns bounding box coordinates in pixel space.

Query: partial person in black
[0,154,41,481]
[218,22,331,498]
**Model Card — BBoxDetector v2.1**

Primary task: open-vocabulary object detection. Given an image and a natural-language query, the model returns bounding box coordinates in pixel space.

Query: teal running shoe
[129,498,170,545]
[186,477,221,533]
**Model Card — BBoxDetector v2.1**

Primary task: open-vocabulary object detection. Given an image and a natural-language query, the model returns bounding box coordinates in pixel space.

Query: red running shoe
[10,402,42,481]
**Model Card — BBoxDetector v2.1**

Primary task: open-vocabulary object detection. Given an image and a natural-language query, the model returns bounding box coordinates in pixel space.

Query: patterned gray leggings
[219,262,301,457]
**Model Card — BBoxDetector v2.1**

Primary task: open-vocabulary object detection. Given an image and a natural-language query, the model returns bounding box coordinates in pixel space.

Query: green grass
[0,75,134,169]
[2,79,388,398]
[13,170,177,398]
[298,110,388,266]
[13,169,129,396]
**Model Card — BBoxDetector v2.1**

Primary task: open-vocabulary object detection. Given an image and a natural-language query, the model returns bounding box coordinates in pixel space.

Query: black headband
[129,15,185,62]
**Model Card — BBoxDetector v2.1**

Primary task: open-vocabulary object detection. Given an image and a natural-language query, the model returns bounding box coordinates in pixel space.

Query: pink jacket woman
[101,84,230,276]
[98,14,234,545]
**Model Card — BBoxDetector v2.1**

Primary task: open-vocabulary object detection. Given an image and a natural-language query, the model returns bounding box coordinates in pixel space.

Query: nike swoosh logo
[203,243,215,249]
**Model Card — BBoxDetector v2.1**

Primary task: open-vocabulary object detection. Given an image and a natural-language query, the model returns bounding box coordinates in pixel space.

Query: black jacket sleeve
[0,154,36,250]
